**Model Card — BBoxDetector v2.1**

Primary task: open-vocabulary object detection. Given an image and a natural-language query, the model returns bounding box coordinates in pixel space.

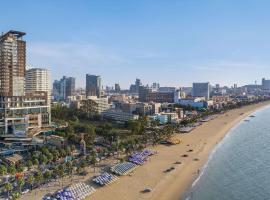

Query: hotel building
[0,31,51,135]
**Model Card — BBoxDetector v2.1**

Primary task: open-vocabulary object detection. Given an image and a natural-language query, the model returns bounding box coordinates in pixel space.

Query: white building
[101,109,139,123]
[26,68,51,104]
[87,96,111,114]
[178,97,206,108]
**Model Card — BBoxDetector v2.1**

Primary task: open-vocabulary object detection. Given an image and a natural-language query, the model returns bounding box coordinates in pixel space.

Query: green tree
[40,155,48,164]
[70,144,76,152]
[85,155,91,162]
[34,171,43,186]
[8,165,16,175]
[58,165,65,187]
[66,161,73,176]
[4,182,12,199]
[43,170,52,183]
[47,153,53,162]
[11,192,20,200]
[16,164,24,173]
[33,159,39,166]
[91,152,97,173]
[27,174,35,190]
[26,160,33,169]
[17,177,25,193]
[0,165,7,175]
[60,149,67,157]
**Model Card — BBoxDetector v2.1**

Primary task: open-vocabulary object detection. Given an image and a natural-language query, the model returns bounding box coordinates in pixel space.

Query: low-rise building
[86,96,111,114]
[139,86,175,103]
[101,109,139,123]
[178,97,206,108]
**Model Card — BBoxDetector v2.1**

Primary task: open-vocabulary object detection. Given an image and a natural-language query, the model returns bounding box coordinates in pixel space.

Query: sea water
[182,106,270,200]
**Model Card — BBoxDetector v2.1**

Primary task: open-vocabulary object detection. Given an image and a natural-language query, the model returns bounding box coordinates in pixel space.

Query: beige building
[0,31,26,97]
[26,67,51,104]
[87,96,111,114]
[0,31,51,135]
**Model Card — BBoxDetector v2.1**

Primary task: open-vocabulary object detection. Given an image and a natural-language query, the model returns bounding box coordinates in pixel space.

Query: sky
[1,0,270,89]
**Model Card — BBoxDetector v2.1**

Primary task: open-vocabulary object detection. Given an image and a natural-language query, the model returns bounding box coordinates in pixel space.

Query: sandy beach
[87,101,270,200]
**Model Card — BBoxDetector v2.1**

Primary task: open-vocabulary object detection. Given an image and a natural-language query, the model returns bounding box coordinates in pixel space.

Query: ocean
[182,106,270,200]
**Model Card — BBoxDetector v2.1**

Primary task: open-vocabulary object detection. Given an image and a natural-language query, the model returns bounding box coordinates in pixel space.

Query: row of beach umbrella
[42,182,96,200]
[128,149,155,165]
[110,162,138,176]
[92,172,119,186]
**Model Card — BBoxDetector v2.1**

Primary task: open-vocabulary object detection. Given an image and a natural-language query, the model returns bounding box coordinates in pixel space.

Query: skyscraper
[86,74,101,97]
[192,82,210,100]
[115,83,121,93]
[130,78,142,94]
[262,78,270,92]
[0,30,26,96]
[0,31,51,135]
[53,76,75,101]
[26,68,51,104]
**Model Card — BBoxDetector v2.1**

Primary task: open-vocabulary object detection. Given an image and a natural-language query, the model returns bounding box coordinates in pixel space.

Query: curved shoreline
[87,101,270,200]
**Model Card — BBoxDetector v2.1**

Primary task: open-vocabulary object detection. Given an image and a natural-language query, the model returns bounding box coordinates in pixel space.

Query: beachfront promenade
[89,101,270,200]
[21,101,270,200]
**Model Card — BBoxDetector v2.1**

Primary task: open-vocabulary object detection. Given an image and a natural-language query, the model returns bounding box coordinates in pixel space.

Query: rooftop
[0,30,26,41]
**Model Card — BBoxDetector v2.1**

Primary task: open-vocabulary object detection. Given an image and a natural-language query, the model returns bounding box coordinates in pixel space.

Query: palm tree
[17,177,25,193]
[4,182,12,199]
[40,155,48,165]
[33,159,39,166]
[8,165,16,175]
[26,160,33,170]
[34,171,43,186]
[0,165,7,175]
[27,174,35,191]
[66,161,73,177]
[57,165,65,187]
[43,170,52,183]
[80,160,87,173]
[91,153,97,173]
[11,191,20,199]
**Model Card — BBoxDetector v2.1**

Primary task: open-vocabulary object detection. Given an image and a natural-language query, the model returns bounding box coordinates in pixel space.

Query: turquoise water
[182,106,270,200]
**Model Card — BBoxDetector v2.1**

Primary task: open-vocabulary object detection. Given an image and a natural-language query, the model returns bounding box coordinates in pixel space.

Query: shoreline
[88,101,270,200]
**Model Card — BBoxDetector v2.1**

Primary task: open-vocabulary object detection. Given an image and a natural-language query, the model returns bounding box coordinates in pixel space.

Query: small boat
[249,115,255,118]
[244,119,250,122]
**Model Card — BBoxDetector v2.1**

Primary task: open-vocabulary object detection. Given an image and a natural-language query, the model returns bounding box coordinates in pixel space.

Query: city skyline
[2,0,270,88]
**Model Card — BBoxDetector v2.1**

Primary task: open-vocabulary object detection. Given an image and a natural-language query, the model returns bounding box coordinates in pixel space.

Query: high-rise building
[86,74,101,97]
[0,31,51,135]
[115,83,121,93]
[0,30,26,97]
[262,78,270,91]
[151,83,160,91]
[26,68,51,104]
[130,78,142,94]
[53,76,75,101]
[53,80,61,101]
[192,82,210,100]
[63,76,75,99]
